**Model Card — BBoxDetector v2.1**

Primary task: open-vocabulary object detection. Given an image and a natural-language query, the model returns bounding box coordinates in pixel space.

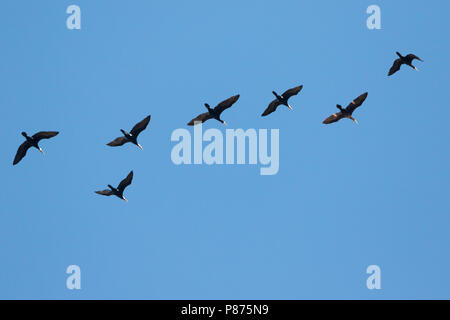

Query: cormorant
[13,131,59,165]
[95,171,133,202]
[262,85,303,116]
[188,95,240,126]
[388,52,423,76]
[323,92,368,125]
[107,115,151,150]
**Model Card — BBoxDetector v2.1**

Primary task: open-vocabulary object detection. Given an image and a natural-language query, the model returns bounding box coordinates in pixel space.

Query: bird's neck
[272,91,282,100]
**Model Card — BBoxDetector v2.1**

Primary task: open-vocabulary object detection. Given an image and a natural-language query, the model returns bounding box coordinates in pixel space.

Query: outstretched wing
[95,189,113,196]
[322,112,344,124]
[345,92,368,114]
[261,99,282,117]
[213,94,240,115]
[406,54,423,62]
[107,137,128,147]
[282,85,303,99]
[388,58,402,76]
[118,171,133,193]
[130,115,151,136]
[13,141,32,165]
[187,112,214,126]
[32,131,59,142]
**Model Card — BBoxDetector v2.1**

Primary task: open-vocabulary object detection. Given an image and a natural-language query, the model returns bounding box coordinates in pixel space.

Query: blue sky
[1,0,449,299]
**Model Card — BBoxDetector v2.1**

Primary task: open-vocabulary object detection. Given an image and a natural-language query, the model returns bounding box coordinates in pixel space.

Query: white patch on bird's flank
[366,5,381,30]
[170,123,279,175]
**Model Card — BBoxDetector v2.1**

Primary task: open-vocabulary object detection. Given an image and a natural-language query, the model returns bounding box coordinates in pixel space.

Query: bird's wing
[388,58,402,76]
[281,85,303,99]
[406,54,423,62]
[95,189,113,196]
[107,137,128,147]
[345,92,368,113]
[187,112,214,125]
[13,141,32,165]
[130,115,151,136]
[322,112,343,124]
[118,171,133,192]
[213,94,240,114]
[32,131,59,142]
[261,99,282,117]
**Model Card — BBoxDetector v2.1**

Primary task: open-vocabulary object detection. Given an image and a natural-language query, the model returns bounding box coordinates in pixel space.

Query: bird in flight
[95,170,133,202]
[188,94,240,126]
[13,131,59,165]
[323,92,368,125]
[107,115,151,150]
[261,85,303,117]
[388,52,423,76]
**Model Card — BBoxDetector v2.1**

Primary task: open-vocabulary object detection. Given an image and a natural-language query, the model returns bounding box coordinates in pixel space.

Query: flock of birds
[12,51,423,201]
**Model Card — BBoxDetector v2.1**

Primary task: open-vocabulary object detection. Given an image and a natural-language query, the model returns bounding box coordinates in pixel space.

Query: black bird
[388,52,423,76]
[262,85,303,117]
[13,131,59,165]
[188,95,240,126]
[323,92,368,125]
[95,170,133,202]
[107,115,151,150]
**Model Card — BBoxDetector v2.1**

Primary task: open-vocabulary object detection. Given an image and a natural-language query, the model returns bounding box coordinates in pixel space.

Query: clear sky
[1,0,449,299]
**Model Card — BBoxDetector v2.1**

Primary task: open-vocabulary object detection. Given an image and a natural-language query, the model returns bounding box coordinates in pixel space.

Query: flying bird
[13,131,59,165]
[107,115,151,150]
[95,170,133,202]
[261,85,303,117]
[388,52,423,76]
[188,94,240,126]
[323,92,368,125]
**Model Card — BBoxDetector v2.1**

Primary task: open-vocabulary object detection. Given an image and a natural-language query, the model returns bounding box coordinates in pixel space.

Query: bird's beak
[39,148,44,154]
[222,121,227,126]
[288,105,293,111]
[353,118,359,124]
[414,66,419,71]
[122,197,128,202]
[138,144,143,150]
